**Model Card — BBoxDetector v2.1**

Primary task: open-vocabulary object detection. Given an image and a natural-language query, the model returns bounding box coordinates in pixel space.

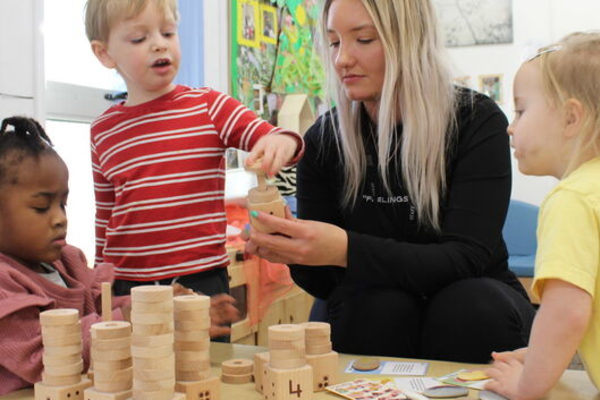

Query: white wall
[3,1,600,207]
[0,0,44,123]
[448,0,600,205]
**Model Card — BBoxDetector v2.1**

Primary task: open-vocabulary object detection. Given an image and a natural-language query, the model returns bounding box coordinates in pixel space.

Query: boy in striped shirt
[84,0,304,332]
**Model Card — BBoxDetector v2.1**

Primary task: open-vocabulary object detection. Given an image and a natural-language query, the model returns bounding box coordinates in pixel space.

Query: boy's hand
[246,133,298,177]
[170,283,240,338]
[172,282,195,296]
[209,294,240,338]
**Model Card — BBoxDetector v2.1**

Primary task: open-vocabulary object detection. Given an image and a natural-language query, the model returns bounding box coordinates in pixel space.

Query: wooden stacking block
[253,351,269,394]
[34,378,92,400]
[220,359,254,384]
[305,352,338,392]
[84,387,132,400]
[264,365,313,400]
[175,375,220,400]
[248,198,285,233]
[40,309,79,326]
[130,285,173,304]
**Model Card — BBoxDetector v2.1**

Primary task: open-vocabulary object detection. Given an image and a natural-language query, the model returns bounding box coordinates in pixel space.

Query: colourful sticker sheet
[326,379,408,400]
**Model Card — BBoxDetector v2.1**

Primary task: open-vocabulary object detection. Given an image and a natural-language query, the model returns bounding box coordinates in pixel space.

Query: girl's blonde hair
[320,0,456,232]
[536,32,600,176]
[85,0,179,42]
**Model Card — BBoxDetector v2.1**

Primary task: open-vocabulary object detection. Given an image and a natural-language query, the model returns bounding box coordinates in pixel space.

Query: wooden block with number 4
[264,364,312,400]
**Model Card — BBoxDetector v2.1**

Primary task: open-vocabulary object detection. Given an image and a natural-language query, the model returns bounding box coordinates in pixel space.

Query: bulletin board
[230,0,325,122]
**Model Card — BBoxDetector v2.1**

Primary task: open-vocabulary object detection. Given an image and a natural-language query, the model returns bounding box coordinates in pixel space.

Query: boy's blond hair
[536,32,600,176]
[85,0,179,42]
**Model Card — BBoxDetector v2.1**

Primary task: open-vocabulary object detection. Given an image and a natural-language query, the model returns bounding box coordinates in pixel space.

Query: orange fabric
[226,203,294,325]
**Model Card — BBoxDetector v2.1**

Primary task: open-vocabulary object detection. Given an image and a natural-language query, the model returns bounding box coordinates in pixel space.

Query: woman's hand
[245,133,298,177]
[243,207,348,267]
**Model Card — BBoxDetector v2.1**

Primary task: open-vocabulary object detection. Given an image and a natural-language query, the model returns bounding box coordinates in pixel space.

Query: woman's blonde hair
[85,0,179,42]
[535,32,600,177]
[319,0,456,232]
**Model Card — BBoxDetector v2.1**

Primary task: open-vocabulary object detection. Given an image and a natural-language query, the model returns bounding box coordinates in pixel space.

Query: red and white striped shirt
[91,86,303,281]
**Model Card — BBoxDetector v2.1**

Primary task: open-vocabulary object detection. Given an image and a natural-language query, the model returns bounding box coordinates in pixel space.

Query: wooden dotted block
[305,351,338,392]
[264,364,313,400]
[34,378,91,400]
[253,352,269,394]
[175,375,220,400]
[84,387,132,400]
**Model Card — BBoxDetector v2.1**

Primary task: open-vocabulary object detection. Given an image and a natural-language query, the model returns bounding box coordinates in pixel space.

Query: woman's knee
[421,278,535,362]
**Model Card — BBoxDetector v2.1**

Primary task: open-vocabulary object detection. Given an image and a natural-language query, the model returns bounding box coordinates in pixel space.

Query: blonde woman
[245,0,535,362]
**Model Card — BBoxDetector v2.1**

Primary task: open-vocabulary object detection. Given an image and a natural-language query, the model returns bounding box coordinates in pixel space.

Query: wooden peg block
[84,387,132,400]
[253,351,269,394]
[248,198,285,233]
[102,282,112,321]
[175,375,220,400]
[264,364,313,400]
[34,378,92,400]
[305,351,338,392]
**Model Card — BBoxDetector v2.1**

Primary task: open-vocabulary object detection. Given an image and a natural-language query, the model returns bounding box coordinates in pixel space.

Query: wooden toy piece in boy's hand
[245,158,286,233]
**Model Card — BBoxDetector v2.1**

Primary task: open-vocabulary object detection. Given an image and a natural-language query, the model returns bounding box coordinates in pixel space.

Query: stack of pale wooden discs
[268,324,306,369]
[173,294,211,382]
[90,321,132,393]
[39,309,84,387]
[130,285,176,400]
[221,359,253,383]
[302,322,332,355]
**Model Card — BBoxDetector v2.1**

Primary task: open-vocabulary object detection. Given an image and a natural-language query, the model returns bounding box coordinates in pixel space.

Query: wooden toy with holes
[302,322,338,392]
[264,324,313,400]
[84,320,133,400]
[173,294,220,400]
[34,309,92,400]
[127,285,185,400]
[221,358,254,384]
[245,159,286,233]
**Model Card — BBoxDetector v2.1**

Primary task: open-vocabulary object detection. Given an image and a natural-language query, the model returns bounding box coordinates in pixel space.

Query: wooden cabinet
[225,247,313,345]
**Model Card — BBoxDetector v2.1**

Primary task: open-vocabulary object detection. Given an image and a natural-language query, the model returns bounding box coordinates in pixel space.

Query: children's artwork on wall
[260,4,278,44]
[479,74,503,104]
[453,75,472,89]
[237,0,260,48]
[433,0,513,47]
[231,0,324,124]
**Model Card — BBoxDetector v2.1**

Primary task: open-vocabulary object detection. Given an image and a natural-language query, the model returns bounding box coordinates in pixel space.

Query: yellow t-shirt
[532,157,600,389]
